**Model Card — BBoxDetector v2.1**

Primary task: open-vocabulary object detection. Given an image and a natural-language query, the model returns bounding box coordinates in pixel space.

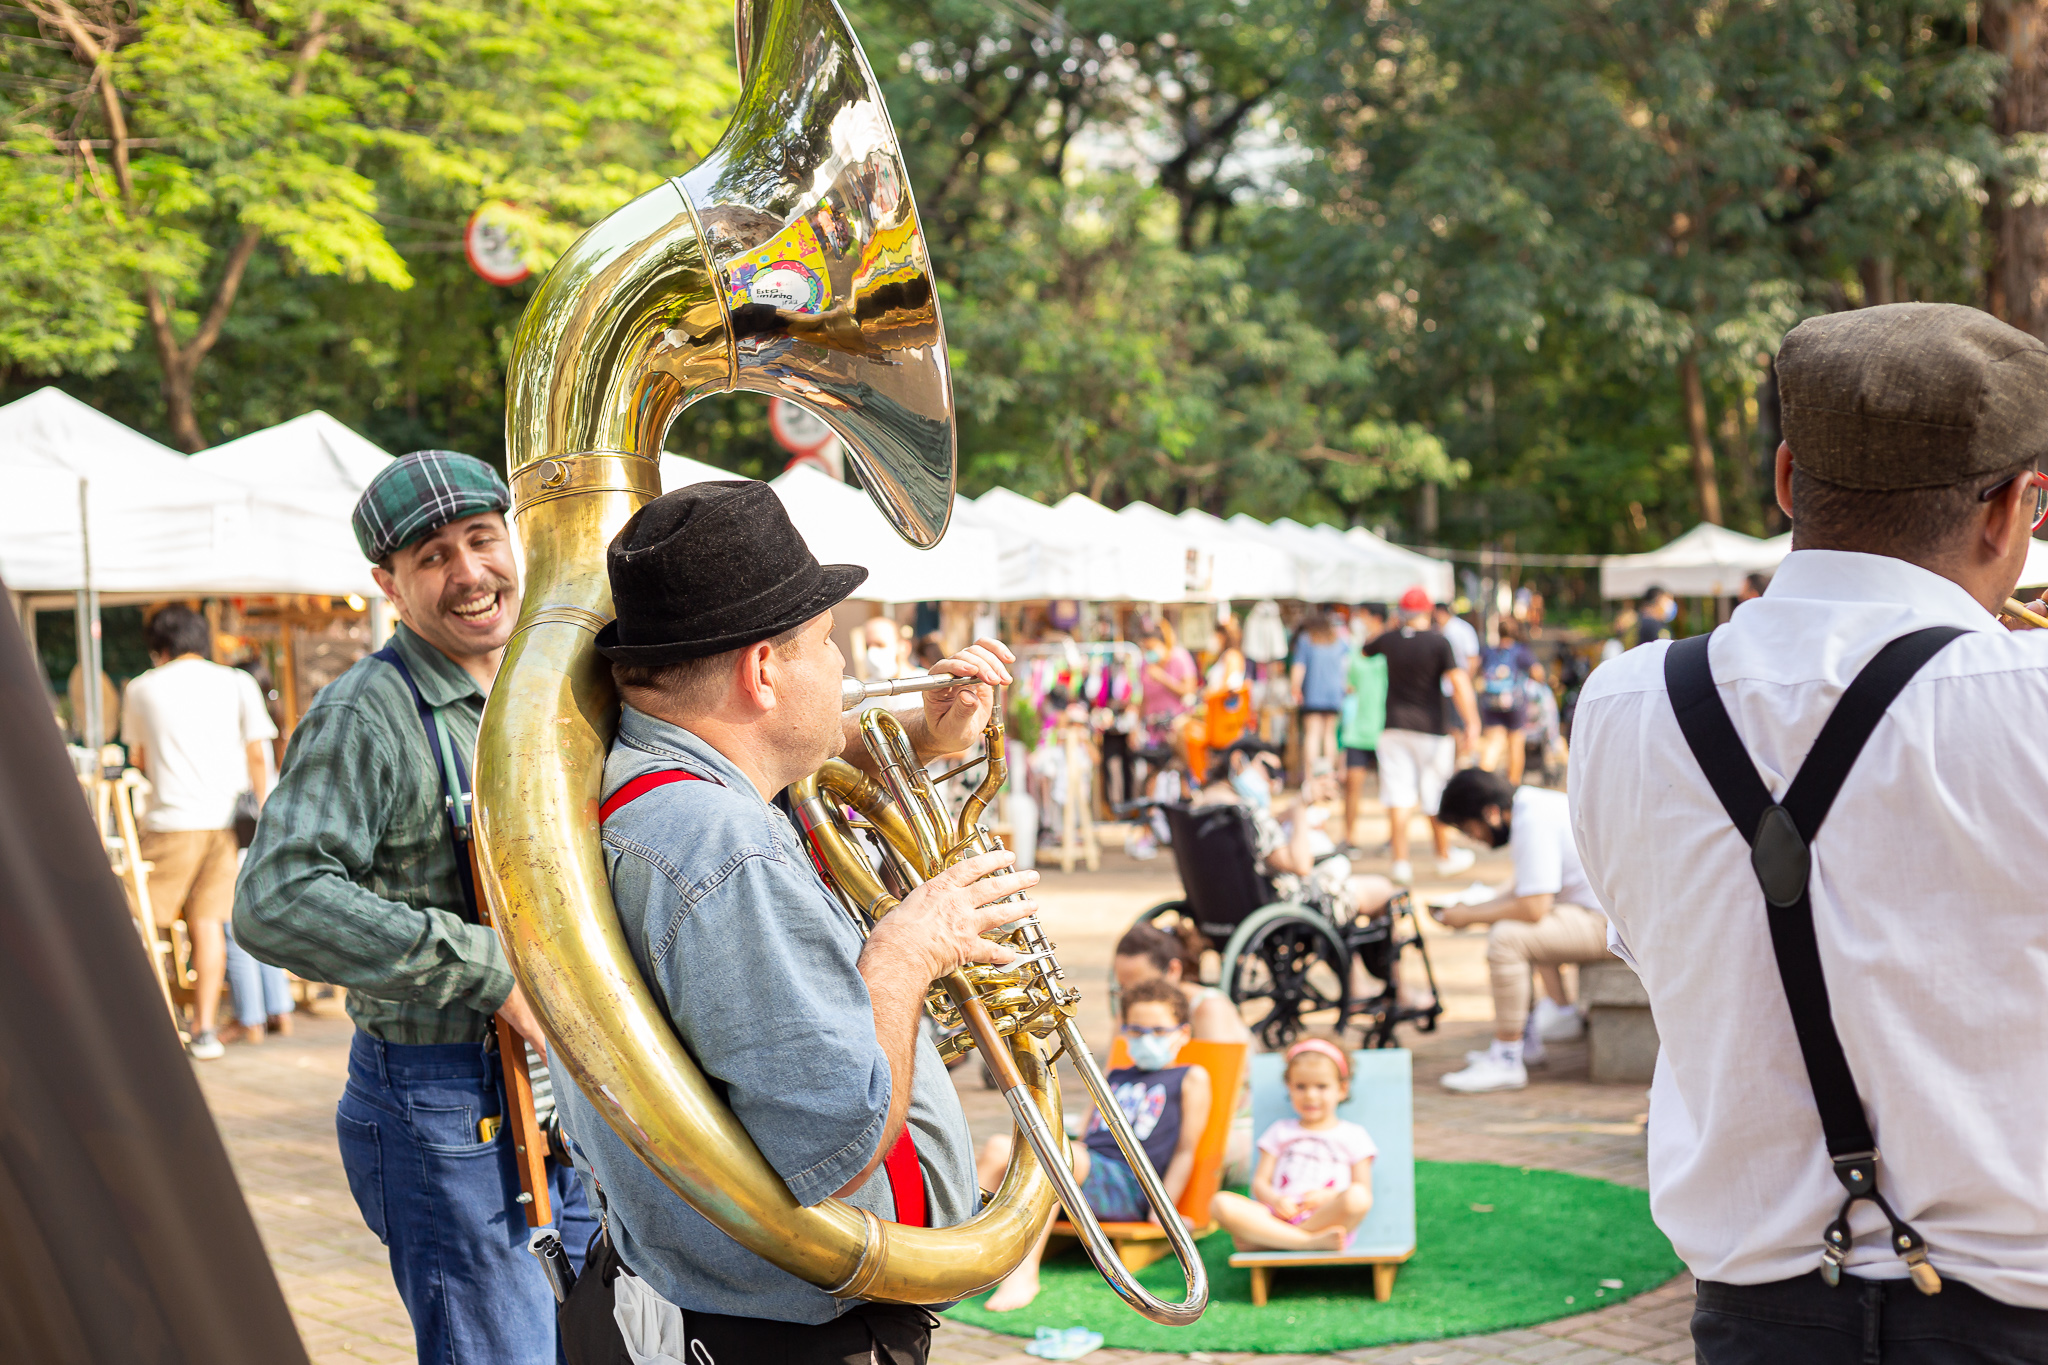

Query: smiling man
[235,450,596,1365]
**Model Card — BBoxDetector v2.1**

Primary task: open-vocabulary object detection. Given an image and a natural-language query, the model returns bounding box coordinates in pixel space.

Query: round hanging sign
[465,208,530,286]
[768,397,837,457]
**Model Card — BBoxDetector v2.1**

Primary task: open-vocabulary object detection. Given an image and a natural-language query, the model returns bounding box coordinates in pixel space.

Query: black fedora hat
[595,481,867,664]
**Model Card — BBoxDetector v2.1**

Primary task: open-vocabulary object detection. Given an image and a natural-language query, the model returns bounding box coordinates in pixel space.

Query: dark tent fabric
[0,586,307,1363]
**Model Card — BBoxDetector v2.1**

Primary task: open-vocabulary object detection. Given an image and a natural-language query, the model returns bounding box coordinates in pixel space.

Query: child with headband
[1210,1038,1376,1251]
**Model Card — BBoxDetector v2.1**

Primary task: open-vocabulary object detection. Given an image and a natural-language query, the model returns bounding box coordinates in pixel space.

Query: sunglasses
[1979,469,2048,531]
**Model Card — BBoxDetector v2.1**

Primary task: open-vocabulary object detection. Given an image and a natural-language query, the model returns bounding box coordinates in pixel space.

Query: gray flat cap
[1777,302,2048,491]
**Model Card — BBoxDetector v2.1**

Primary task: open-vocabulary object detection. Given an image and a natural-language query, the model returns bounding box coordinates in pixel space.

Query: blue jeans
[336,1031,597,1365]
[223,921,293,1027]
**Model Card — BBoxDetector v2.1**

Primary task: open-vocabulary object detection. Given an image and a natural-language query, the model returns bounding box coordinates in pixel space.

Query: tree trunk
[1679,349,1723,526]
[1859,256,1895,306]
[1988,2,2048,338]
[161,358,204,453]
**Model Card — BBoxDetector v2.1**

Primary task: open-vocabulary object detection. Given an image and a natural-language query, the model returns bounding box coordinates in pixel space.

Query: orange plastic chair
[1183,686,1252,787]
[1047,1037,1249,1272]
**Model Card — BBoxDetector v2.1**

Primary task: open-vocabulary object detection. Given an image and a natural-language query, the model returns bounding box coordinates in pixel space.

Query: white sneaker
[1470,1041,1545,1068]
[187,1030,224,1061]
[1442,1050,1528,1093]
[1390,859,1414,885]
[1437,847,1476,876]
[1520,1013,1548,1066]
[1533,997,1585,1043]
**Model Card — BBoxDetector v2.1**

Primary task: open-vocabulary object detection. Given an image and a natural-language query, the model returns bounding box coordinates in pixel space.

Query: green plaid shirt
[234,622,512,1045]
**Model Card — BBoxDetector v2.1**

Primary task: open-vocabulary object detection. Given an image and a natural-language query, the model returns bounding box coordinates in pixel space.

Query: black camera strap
[1663,626,1962,1295]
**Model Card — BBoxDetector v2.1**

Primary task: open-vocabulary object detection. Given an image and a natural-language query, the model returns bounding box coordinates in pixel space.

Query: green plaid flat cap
[353,450,512,562]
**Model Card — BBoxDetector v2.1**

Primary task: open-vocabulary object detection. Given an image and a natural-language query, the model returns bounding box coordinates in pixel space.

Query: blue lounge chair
[1227,1048,1415,1304]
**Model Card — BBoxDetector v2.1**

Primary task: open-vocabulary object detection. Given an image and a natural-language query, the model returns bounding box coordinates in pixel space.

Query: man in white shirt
[1429,768,1608,1093]
[121,604,277,1060]
[1571,303,2048,1360]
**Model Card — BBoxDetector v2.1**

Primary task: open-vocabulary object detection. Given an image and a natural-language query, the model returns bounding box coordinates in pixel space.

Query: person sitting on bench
[974,979,1211,1312]
[1212,1039,1376,1251]
[1430,767,1609,1094]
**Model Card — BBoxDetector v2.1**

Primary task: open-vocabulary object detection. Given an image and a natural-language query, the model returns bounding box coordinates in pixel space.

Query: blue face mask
[1126,1031,1181,1071]
[1230,766,1272,809]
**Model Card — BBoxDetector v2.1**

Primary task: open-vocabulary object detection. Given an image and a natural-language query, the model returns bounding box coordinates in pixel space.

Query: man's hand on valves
[864,849,1039,981]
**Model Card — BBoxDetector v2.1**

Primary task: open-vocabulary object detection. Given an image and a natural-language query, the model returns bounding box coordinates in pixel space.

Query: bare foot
[219,1023,265,1045]
[984,1274,1041,1312]
[267,1013,293,1036]
[1309,1227,1348,1251]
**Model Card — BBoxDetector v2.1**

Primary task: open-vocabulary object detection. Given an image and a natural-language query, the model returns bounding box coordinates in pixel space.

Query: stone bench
[1581,957,1658,1084]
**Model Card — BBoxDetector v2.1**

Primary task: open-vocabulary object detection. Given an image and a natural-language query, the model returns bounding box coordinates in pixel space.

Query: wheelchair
[1122,801,1444,1051]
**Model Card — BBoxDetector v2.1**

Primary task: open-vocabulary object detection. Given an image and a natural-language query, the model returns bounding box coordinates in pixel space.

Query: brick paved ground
[192,800,1696,1363]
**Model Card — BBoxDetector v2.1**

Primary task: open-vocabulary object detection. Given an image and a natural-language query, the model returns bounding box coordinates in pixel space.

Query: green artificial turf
[944,1161,1684,1354]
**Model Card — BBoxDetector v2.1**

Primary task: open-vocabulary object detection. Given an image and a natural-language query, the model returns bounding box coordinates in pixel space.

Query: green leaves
[0,0,734,442]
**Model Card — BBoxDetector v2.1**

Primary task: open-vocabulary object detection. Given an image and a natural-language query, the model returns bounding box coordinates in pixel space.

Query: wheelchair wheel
[1220,904,1349,1050]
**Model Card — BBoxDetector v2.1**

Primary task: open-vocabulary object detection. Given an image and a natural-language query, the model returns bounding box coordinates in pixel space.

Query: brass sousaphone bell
[475,0,1206,1320]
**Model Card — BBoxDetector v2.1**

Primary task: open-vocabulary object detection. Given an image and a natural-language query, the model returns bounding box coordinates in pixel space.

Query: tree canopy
[5,0,2044,558]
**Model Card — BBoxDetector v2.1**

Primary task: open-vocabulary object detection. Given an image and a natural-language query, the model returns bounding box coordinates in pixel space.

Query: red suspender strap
[598,770,703,822]
[599,765,927,1223]
[884,1127,926,1227]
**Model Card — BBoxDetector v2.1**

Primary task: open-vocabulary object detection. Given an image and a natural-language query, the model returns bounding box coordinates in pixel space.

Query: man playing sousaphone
[553,480,1032,1364]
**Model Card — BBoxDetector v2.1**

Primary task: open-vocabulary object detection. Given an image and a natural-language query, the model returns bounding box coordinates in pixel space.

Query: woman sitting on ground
[1211,1039,1376,1252]
[1112,920,1251,1046]
[975,979,1212,1311]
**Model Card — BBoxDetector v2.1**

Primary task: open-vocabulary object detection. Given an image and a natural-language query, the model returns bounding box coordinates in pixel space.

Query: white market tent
[768,465,997,602]
[976,487,1185,602]
[950,495,1072,602]
[1345,525,1457,602]
[1225,514,1354,602]
[1123,502,1299,601]
[1052,493,1202,601]
[191,411,392,597]
[1600,523,1790,599]
[659,457,998,602]
[0,387,266,595]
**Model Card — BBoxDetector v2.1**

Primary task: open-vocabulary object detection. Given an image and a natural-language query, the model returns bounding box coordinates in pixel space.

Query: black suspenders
[1663,627,1963,1296]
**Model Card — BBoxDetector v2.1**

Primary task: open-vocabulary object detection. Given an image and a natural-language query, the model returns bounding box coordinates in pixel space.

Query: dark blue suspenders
[1664,627,1962,1294]
[373,644,480,924]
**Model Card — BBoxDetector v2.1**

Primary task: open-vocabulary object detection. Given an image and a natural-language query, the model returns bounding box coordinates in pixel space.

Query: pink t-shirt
[1142,647,1197,718]
[1258,1118,1377,1198]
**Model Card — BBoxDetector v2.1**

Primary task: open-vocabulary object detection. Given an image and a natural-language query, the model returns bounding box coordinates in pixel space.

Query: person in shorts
[120,604,277,1059]
[1364,588,1479,884]
[1475,618,1540,784]
[1340,603,1389,852]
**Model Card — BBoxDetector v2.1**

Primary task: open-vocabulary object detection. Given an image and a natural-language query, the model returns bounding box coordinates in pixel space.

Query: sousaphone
[475,0,1206,1320]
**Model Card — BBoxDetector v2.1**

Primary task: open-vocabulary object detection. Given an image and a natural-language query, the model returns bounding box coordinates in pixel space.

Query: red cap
[1398,586,1432,614]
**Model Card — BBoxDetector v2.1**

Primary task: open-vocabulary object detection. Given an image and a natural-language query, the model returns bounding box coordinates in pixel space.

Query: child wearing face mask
[973,979,1212,1312]
[1211,1039,1376,1251]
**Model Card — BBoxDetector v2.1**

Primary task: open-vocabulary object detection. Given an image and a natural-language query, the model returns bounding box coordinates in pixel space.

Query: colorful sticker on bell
[725,217,834,315]
[855,217,921,292]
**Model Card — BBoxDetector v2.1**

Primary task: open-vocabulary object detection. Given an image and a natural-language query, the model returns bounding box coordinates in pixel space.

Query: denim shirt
[553,706,979,1324]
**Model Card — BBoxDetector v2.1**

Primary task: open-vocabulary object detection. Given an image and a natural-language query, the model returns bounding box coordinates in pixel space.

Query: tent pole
[76,480,103,753]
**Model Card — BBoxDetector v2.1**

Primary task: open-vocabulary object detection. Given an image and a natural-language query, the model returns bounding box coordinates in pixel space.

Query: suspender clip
[1830,1150,1878,1195]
